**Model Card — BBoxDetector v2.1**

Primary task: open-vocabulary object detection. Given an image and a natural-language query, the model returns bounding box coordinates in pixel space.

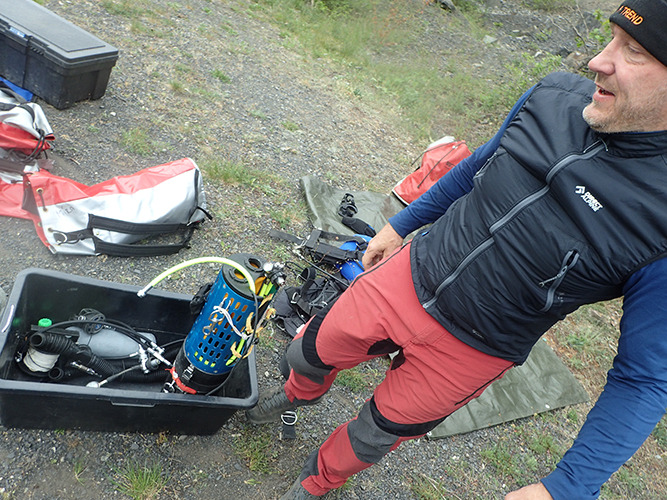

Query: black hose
[30,332,115,377]
[43,339,182,384]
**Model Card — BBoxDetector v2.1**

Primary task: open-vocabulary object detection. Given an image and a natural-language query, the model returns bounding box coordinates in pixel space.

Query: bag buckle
[51,229,90,245]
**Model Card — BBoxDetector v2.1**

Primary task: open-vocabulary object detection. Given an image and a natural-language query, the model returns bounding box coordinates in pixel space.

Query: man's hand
[361,223,404,269]
[505,483,553,500]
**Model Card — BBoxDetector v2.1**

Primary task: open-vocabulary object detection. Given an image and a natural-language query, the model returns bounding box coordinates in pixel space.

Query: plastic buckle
[337,193,358,217]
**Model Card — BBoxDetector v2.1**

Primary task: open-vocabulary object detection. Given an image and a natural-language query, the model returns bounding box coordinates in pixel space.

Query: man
[248,1,667,498]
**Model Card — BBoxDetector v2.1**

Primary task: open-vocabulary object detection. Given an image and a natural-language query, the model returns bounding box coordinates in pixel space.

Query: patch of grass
[212,69,232,83]
[269,207,293,229]
[111,460,168,500]
[169,80,186,92]
[102,0,174,36]
[234,426,279,473]
[199,155,293,201]
[481,441,523,481]
[652,415,667,449]
[564,324,609,371]
[199,156,269,189]
[566,407,579,424]
[497,52,564,108]
[249,109,268,120]
[120,127,164,156]
[73,459,87,485]
[522,0,575,11]
[528,434,561,460]
[409,473,455,499]
[282,120,300,132]
[576,9,612,58]
[222,22,239,36]
[251,0,569,143]
[175,63,192,74]
[334,366,372,391]
[611,465,645,495]
[101,0,149,17]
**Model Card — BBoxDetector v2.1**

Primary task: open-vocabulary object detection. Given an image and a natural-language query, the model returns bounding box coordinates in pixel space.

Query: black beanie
[609,0,667,67]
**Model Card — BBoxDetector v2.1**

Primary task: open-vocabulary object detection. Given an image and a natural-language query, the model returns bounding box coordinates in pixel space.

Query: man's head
[582,0,667,133]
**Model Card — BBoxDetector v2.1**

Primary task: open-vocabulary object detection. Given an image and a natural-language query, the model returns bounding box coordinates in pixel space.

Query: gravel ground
[0,1,626,499]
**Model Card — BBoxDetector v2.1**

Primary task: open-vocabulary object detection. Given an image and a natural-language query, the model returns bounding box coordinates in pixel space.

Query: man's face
[583,23,667,133]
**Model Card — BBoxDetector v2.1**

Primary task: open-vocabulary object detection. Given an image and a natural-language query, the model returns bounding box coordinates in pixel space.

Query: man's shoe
[246,386,322,425]
[246,386,297,424]
[279,477,320,499]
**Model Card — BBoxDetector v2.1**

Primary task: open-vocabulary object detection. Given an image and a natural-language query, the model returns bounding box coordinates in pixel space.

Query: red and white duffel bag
[22,157,209,256]
[392,136,471,205]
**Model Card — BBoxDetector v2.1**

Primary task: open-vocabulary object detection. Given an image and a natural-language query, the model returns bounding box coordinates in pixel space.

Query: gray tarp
[300,175,589,437]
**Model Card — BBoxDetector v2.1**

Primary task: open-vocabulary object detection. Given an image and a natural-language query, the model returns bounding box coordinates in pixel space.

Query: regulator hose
[137,257,256,298]
[30,332,115,377]
[46,342,182,384]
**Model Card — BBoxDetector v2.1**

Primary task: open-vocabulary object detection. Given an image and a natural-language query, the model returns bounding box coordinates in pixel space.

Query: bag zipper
[424,141,605,311]
[417,140,465,188]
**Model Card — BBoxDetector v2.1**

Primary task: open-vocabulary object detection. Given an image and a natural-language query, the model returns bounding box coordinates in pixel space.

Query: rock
[564,51,589,70]
[437,0,456,11]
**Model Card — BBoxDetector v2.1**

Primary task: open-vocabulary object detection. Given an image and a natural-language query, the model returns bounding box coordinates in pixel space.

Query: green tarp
[300,175,589,437]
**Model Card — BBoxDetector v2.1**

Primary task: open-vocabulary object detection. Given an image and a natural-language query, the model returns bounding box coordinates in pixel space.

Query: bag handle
[52,213,204,257]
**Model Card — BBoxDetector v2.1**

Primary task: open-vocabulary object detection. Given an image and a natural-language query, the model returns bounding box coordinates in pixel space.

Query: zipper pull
[539,250,580,287]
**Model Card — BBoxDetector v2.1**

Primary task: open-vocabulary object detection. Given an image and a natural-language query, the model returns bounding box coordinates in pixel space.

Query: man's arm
[364,86,536,269]
[511,257,667,500]
[388,86,534,239]
[363,138,501,269]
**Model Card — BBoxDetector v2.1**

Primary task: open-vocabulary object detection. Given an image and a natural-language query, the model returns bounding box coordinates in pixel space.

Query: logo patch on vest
[575,186,604,212]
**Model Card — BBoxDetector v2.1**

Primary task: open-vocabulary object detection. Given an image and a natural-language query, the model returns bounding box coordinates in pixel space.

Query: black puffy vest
[411,72,667,363]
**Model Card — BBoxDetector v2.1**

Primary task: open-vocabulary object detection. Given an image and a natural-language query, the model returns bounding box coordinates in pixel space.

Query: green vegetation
[249,0,566,143]
[198,155,281,193]
[653,415,667,448]
[577,9,613,57]
[409,473,455,499]
[234,426,279,473]
[111,460,168,500]
[120,127,165,156]
[333,366,372,391]
[73,459,87,484]
[281,120,300,132]
[522,0,576,11]
[212,69,232,83]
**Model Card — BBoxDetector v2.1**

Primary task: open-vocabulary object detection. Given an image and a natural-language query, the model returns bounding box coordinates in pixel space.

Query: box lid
[0,0,118,67]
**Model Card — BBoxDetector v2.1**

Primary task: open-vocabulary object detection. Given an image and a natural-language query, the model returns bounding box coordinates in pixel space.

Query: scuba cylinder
[66,326,157,359]
[336,235,371,282]
[164,253,284,395]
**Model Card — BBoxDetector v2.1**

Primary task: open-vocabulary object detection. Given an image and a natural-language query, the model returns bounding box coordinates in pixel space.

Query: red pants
[283,243,513,495]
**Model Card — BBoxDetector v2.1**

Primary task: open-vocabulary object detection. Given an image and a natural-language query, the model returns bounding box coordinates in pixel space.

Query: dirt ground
[3,0,661,499]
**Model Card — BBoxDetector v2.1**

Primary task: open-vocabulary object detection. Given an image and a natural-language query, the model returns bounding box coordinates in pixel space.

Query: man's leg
[248,246,416,424]
[253,244,513,496]
[296,317,513,496]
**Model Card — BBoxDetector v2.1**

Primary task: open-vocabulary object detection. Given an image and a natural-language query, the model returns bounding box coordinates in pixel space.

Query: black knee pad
[286,336,333,385]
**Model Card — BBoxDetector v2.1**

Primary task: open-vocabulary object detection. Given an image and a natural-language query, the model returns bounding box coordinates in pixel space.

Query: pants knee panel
[286,336,333,385]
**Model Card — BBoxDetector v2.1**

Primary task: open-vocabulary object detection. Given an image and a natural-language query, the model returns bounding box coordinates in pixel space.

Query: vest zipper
[538,249,580,312]
[473,152,498,179]
[423,141,605,311]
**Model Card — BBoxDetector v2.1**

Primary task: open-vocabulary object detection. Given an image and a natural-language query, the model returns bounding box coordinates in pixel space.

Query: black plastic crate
[0,0,118,109]
[0,269,258,434]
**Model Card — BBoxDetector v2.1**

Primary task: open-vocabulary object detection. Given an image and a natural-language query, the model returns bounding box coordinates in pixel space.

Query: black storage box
[0,269,258,434]
[0,0,118,109]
